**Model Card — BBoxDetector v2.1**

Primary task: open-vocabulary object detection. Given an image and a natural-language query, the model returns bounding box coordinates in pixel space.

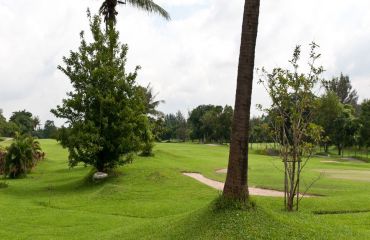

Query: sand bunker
[183,172,290,197]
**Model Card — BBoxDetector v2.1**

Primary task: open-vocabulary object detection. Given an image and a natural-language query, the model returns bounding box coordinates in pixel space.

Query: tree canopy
[323,73,359,107]
[9,110,38,136]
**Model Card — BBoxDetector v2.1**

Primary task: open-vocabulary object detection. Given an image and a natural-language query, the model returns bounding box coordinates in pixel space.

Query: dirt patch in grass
[316,169,370,182]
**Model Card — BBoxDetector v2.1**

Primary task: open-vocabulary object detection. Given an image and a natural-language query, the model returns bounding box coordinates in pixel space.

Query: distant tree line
[153,105,233,144]
[251,73,370,156]
[0,109,58,139]
[153,73,370,154]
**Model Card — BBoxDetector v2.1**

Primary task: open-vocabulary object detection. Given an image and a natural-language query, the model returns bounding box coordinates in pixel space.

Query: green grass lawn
[0,140,369,239]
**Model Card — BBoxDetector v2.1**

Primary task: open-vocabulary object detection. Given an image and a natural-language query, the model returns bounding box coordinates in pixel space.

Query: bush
[140,141,154,156]
[140,124,155,157]
[4,135,43,178]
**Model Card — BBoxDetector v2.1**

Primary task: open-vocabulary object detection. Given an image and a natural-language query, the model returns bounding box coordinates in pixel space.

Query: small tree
[259,43,323,211]
[4,135,42,178]
[52,12,152,172]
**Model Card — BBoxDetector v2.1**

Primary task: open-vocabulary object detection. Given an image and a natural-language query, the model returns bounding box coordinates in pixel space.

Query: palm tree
[223,0,260,201]
[142,83,165,118]
[99,0,170,25]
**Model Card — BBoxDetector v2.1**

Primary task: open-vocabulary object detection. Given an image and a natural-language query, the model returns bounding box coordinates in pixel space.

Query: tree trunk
[338,145,341,156]
[223,0,260,201]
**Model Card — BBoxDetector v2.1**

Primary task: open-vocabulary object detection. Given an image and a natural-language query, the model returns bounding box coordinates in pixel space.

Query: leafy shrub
[140,125,155,157]
[140,141,154,156]
[4,135,43,178]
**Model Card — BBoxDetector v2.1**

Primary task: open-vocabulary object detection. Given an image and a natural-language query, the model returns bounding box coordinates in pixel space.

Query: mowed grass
[0,140,369,239]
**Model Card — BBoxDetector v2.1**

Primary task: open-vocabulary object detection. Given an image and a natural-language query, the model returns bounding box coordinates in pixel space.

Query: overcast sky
[1,0,370,126]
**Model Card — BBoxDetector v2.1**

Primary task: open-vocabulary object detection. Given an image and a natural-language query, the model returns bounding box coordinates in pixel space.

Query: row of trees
[250,72,370,157]
[0,109,58,139]
[153,105,233,144]
[0,110,39,137]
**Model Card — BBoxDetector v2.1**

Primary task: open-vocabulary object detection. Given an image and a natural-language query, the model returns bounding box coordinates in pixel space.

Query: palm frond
[124,0,171,20]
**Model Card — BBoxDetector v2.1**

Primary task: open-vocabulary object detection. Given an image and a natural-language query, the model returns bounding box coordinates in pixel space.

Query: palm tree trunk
[223,0,260,201]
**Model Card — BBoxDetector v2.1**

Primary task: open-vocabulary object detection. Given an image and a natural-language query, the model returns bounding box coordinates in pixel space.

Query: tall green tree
[223,0,260,202]
[187,105,233,143]
[315,92,343,152]
[161,113,177,140]
[188,105,214,143]
[200,106,223,142]
[52,13,151,172]
[331,105,359,156]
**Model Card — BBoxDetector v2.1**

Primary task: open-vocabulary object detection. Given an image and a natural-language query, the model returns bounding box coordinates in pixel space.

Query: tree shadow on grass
[0,168,126,199]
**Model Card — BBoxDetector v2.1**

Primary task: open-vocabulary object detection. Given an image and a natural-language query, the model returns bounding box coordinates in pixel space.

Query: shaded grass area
[0,140,369,239]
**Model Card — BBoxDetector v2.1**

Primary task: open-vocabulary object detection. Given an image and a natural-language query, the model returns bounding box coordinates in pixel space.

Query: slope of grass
[0,140,369,239]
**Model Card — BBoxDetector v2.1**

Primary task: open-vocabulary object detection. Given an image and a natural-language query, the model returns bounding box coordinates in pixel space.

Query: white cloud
[0,0,369,125]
